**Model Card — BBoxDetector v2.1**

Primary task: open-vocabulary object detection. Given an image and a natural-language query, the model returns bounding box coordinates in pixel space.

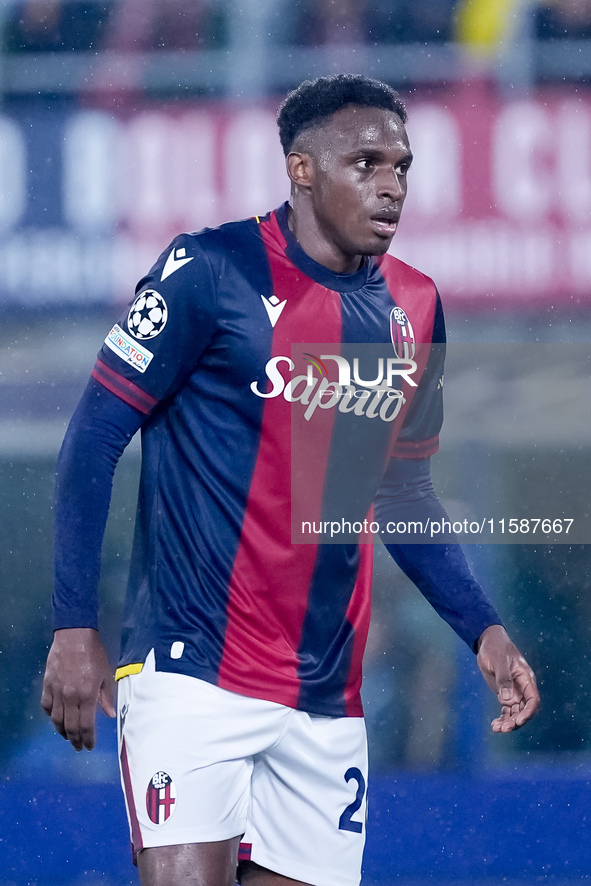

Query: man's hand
[476,624,540,733]
[41,628,116,751]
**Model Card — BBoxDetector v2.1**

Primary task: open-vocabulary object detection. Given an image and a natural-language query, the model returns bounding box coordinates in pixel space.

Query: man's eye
[396,162,411,175]
[357,158,374,170]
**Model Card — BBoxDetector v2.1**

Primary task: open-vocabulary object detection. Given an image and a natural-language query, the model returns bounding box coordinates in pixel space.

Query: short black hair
[277,74,407,156]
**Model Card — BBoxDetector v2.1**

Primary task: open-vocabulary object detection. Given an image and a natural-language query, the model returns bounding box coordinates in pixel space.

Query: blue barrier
[1,774,590,883]
[364,773,591,881]
[0,783,134,883]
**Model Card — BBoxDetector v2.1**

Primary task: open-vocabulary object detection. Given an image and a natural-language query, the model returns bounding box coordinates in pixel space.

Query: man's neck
[286,201,362,275]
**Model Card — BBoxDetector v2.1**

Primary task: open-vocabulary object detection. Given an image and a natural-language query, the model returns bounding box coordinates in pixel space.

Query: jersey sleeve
[374,458,504,651]
[392,291,446,459]
[92,234,218,414]
[53,378,146,630]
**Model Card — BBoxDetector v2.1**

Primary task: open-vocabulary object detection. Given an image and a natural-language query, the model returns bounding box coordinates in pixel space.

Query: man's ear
[286,151,314,189]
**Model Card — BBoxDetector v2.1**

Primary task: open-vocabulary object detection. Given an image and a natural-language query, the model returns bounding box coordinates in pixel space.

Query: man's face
[295,104,413,265]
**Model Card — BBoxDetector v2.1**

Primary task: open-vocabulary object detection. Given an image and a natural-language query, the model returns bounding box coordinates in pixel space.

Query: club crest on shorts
[146,771,176,824]
[128,290,168,340]
[390,306,415,360]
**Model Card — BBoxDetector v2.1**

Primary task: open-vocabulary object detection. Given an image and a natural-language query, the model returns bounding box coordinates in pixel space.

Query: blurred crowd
[4,0,591,54]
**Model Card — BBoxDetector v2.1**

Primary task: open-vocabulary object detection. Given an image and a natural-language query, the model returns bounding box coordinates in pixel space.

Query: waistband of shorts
[115,662,144,681]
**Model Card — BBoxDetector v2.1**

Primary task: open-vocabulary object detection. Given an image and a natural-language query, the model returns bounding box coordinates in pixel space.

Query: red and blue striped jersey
[92,203,445,717]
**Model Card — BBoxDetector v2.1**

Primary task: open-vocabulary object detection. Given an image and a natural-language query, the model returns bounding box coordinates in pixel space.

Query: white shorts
[117,652,368,886]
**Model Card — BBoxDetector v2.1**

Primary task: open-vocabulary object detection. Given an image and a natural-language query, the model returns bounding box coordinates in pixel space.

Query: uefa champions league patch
[146,771,176,824]
[127,290,168,340]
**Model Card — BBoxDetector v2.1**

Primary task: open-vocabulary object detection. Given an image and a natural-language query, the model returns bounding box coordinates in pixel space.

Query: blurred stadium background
[1,0,590,883]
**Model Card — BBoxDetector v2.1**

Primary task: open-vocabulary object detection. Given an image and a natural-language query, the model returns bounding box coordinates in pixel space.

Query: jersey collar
[275,202,370,293]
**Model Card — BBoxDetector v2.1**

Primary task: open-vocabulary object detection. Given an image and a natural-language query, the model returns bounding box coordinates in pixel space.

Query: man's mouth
[370,212,399,237]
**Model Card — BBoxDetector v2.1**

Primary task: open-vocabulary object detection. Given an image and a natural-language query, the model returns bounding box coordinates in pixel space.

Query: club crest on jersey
[390,307,415,360]
[146,771,176,825]
[128,291,168,340]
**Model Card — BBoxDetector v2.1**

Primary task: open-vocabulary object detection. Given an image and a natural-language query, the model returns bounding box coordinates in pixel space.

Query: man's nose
[376,167,405,200]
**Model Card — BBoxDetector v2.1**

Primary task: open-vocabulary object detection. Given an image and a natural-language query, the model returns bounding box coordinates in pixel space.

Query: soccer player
[41,74,539,886]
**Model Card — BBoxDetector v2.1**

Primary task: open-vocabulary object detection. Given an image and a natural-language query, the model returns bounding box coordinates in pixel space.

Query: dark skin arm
[476,624,540,732]
[41,627,115,751]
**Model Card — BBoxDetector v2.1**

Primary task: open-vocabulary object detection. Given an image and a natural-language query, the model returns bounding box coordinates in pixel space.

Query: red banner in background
[395,83,591,308]
[1,84,590,309]
[103,85,590,308]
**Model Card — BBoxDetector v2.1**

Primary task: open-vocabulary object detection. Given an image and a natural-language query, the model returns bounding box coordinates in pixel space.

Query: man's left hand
[476,624,540,733]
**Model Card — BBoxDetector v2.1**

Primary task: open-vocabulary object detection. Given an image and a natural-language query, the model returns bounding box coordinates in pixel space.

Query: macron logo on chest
[261,294,287,328]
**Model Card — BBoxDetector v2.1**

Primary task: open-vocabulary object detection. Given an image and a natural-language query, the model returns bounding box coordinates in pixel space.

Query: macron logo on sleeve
[161,246,194,281]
